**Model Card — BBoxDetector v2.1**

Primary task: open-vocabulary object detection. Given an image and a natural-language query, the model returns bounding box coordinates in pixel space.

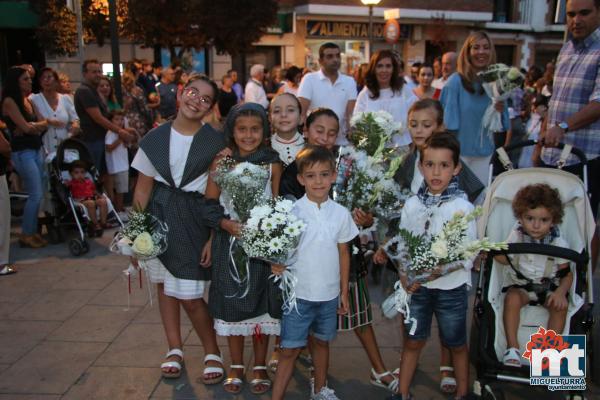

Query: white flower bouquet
[212,156,270,222]
[349,110,402,160]
[382,207,507,330]
[241,198,307,313]
[478,63,525,133]
[109,209,169,306]
[110,209,169,260]
[334,147,407,238]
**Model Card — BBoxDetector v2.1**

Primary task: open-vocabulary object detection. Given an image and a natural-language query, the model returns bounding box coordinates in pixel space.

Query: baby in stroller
[494,183,572,367]
[65,160,108,237]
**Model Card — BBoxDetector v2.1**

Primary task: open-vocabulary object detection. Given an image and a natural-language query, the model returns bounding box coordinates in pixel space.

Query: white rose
[132,232,155,256]
[430,240,448,259]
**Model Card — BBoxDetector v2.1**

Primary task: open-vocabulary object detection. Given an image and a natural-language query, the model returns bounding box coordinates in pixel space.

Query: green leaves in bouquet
[349,113,387,157]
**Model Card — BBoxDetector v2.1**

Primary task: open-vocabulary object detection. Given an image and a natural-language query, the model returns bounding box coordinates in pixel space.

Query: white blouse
[131,127,208,193]
[29,93,78,155]
[353,86,418,147]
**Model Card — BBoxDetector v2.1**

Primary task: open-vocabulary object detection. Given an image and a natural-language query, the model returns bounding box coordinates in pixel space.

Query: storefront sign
[383,19,401,43]
[306,20,410,40]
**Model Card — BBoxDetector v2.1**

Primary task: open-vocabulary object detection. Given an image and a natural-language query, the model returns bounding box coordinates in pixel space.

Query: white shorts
[111,171,129,194]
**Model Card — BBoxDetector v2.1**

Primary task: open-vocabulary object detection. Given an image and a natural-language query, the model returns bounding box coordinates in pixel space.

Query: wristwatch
[558,121,569,133]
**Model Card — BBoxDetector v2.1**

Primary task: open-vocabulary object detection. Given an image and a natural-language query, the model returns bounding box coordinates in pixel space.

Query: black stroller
[47,138,124,256]
[470,141,598,399]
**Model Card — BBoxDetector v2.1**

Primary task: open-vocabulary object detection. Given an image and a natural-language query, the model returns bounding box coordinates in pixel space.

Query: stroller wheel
[68,239,84,256]
[81,241,90,254]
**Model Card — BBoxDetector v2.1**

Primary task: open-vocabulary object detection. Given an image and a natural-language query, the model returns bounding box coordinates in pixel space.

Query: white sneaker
[311,386,340,400]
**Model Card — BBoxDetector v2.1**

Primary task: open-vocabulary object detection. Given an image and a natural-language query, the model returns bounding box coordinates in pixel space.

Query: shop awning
[0,1,39,29]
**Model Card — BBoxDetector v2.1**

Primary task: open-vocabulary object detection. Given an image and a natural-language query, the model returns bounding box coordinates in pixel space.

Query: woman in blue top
[440,31,510,185]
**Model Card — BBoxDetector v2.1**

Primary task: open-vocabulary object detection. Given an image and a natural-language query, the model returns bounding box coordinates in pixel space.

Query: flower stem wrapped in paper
[382,207,507,332]
[240,198,306,313]
[478,63,524,134]
[109,208,169,305]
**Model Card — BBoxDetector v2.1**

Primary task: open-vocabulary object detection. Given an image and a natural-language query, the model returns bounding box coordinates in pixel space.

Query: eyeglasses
[183,88,213,105]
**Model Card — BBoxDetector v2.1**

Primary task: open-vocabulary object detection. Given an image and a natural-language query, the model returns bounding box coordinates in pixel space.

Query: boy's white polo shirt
[298,70,357,144]
[290,195,359,302]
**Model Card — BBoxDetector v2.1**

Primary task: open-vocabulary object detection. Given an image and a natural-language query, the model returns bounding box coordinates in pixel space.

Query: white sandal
[503,347,522,367]
[250,365,272,394]
[202,353,225,385]
[160,348,184,379]
[440,366,457,393]
[370,368,399,393]
[223,364,245,394]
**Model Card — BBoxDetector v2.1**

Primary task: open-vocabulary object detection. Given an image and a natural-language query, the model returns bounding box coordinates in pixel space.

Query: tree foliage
[31,0,278,57]
[30,0,78,56]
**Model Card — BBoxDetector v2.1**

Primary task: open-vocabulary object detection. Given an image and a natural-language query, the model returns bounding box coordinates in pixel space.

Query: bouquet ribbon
[227,237,250,298]
[271,269,299,315]
[392,280,418,335]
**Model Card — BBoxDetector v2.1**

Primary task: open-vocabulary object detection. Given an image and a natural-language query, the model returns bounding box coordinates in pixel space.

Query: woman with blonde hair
[440,31,510,183]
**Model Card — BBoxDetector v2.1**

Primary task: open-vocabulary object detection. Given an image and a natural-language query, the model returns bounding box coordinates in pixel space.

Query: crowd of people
[0,0,599,398]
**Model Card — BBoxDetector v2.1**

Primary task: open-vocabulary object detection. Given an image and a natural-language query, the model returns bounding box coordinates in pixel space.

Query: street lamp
[361,0,382,59]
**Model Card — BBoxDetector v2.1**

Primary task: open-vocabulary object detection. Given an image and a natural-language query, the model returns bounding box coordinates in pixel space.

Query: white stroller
[470,142,598,399]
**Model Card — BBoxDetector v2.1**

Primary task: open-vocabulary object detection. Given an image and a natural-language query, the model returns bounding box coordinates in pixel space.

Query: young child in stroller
[494,183,572,367]
[65,160,108,237]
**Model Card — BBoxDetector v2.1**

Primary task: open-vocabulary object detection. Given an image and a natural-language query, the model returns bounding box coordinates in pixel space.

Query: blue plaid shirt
[543,27,600,165]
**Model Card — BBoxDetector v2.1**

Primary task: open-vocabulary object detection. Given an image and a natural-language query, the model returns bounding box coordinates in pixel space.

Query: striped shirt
[543,27,600,165]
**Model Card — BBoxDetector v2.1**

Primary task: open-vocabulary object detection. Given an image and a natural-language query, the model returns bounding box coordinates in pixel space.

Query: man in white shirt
[244,64,269,109]
[432,52,457,90]
[298,43,357,145]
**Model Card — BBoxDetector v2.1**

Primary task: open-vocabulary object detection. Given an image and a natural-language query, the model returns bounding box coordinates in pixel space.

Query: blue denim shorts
[280,297,338,349]
[405,284,468,347]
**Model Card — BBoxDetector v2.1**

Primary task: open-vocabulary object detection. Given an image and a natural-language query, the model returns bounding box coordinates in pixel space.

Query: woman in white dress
[353,50,418,148]
[29,67,79,158]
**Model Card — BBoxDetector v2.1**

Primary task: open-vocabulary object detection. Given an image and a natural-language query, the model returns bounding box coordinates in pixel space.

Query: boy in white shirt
[375,132,476,400]
[104,110,129,213]
[271,145,359,400]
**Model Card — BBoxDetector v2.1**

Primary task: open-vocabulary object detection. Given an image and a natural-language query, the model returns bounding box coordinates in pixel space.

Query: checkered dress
[208,152,283,323]
[140,122,226,281]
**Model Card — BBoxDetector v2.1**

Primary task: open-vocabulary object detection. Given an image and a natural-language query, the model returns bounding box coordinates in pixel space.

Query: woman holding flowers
[353,50,418,149]
[205,102,282,395]
[131,74,225,383]
[440,31,510,184]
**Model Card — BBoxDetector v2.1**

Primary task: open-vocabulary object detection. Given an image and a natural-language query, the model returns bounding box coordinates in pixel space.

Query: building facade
[218,0,567,82]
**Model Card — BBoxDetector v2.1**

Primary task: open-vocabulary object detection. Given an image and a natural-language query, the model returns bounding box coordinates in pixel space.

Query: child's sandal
[503,347,522,367]
[440,366,457,393]
[222,364,244,394]
[250,365,271,394]
[202,353,225,385]
[370,368,399,393]
[160,348,184,379]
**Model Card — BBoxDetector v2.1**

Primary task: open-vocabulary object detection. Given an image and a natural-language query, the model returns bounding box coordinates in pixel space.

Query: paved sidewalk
[0,226,598,399]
